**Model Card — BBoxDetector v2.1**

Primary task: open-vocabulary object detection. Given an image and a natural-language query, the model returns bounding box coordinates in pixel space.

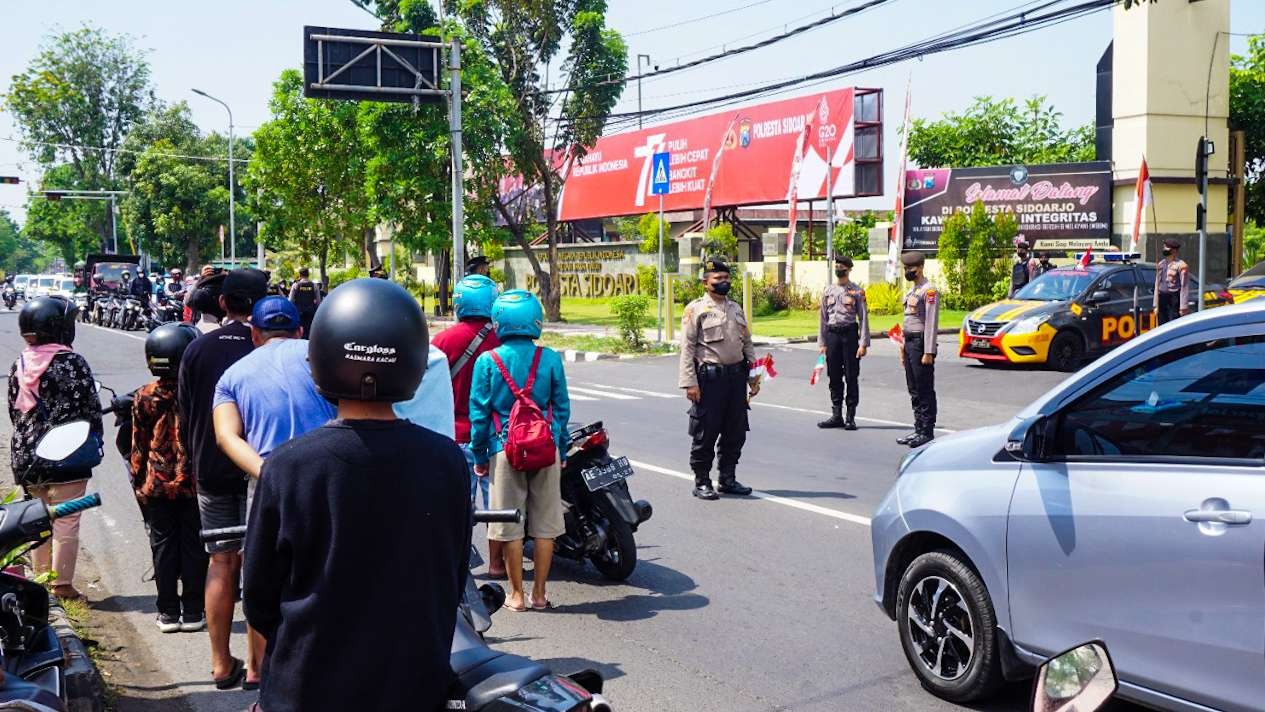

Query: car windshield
[38,277,55,288]
[1012,270,1097,301]
[15,276,28,286]
[92,262,137,289]
[61,279,75,291]
[1228,271,1265,290]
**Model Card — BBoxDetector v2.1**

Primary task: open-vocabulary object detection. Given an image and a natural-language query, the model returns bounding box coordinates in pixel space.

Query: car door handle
[1183,509,1253,525]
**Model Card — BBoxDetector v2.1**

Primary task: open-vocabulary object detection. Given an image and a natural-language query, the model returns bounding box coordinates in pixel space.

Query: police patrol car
[959,253,1200,371]
[1217,260,1265,306]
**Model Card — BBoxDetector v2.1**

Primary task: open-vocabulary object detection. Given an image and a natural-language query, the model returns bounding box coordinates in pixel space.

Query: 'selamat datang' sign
[902,162,1112,251]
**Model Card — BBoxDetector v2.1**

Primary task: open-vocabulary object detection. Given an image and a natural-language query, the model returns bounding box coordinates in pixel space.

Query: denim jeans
[463,444,489,510]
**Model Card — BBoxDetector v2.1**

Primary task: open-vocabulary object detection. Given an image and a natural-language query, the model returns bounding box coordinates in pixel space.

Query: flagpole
[888,74,913,284]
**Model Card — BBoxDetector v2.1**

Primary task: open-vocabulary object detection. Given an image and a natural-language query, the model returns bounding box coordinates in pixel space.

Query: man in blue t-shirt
[213,296,336,478]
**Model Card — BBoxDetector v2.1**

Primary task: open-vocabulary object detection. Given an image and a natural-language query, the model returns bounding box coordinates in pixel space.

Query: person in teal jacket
[469,290,570,612]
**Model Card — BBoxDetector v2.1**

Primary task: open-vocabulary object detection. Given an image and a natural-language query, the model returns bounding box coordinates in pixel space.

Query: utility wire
[623,0,776,38]
[0,136,249,165]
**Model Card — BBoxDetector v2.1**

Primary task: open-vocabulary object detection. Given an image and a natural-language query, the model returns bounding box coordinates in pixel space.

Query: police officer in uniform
[1009,238,1039,297]
[898,251,939,448]
[817,255,869,430]
[1153,238,1190,325]
[678,258,756,501]
[1034,251,1056,277]
[288,268,322,337]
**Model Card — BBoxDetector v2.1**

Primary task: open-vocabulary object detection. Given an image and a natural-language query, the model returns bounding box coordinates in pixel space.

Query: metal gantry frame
[35,189,127,253]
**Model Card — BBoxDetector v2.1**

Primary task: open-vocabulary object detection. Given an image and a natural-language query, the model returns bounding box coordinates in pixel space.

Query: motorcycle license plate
[581,457,633,492]
[970,338,991,350]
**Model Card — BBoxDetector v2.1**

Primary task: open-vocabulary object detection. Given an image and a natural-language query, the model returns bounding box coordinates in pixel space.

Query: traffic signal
[1194,137,1208,187]
[0,176,19,185]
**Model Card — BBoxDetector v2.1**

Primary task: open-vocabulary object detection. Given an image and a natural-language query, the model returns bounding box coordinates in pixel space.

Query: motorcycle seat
[451,649,550,710]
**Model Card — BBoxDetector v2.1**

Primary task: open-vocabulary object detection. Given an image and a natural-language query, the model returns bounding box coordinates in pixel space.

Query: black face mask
[904,269,918,281]
[835,269,849,278]
[711,280,731,296]
[1162,248,1173,257]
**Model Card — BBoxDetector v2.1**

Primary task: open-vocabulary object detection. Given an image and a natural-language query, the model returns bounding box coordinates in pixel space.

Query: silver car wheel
[906,575,975,681]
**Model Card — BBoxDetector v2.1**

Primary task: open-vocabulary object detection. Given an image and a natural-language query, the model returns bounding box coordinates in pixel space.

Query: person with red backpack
[469,290,570,612]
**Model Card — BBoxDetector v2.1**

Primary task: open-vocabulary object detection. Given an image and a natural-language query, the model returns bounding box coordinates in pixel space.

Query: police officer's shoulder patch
[925,289,938,304]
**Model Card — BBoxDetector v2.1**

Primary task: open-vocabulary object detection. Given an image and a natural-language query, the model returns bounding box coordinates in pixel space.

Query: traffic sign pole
[658,193,665,342]
[651,151,671,342]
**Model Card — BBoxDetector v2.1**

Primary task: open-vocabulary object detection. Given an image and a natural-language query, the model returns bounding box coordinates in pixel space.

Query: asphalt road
[0,310,1145,711]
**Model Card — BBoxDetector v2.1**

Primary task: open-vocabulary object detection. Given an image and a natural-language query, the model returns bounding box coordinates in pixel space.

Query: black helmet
[19,296,78,346]
[308,278,427,403]
[144,322,199,378]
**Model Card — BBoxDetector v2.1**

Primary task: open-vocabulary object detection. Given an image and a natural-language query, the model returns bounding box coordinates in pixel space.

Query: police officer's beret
[1163,238,1182,249]
[834,255,854,268]
[900,251,926,267]
[702,258,732,274]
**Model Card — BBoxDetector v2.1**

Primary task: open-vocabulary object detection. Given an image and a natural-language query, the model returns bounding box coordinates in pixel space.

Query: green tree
[4,26,154,252]
[0,209,48,275]
[245,70,367,285]
[636,212,669,254]
[703,222,738,260]
[21,164,104,263]
[908,96,1095,169]
[1244,219,1265,267]
[1230,34,1265,226]
[936,201,1016,309]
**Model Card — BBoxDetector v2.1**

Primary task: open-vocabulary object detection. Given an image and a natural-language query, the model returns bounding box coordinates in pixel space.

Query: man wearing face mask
[1009,238,1039,297]
[1153,238,1189,325]
[1034,251,1055,277]
[898,252,939,448]
[817,255,869,430]
[678,258,757,501]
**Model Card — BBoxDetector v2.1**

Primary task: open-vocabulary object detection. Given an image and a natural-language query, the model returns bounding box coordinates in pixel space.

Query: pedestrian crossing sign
[651,152,670,196]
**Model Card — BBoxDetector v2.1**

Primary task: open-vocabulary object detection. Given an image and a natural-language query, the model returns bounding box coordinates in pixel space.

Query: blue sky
[1,0,1261,224]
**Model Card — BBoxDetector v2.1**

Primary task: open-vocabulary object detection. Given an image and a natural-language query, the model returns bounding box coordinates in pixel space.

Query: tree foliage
[936,202,1018,309]
[908,96,1095,169]
[703,222,738,260]
[635,212,669,254]
[21,164,105,263]
[0,210,48,276]
[1230,34,1265,226]
[5,26,154,251]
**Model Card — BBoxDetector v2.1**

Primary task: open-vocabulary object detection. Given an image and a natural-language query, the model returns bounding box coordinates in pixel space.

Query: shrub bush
[636,264,658,297]
[865,281,904,315]
[938,201,1015,307]
[327,266,364,290]
[673,276,705,305]
[610,294,651,350]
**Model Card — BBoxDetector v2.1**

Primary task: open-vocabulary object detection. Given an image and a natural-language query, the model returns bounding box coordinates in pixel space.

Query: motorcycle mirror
[34,421,91,462]
[1031,642,1117,712]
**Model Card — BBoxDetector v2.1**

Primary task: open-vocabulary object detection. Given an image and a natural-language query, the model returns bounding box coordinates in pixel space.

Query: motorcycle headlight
[1003,313,1050,335]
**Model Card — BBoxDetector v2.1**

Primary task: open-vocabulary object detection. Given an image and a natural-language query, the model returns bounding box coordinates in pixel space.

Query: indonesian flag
[218,225,225,245]
[1076,247,1093,271]
[702,113,743,233]
[749,353,778,381]
[888,74,913,283]
[1129,157,1153,253]
[887,323,905,347]
[809,354,826,386]
[785,112,815,279]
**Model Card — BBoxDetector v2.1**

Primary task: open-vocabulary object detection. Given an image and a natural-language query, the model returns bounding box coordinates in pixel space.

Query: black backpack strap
[450,323,494,379]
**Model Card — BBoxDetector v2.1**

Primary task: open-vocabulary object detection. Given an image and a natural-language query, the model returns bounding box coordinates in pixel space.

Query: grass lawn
[751,309,968,338]
[538,331,673,355]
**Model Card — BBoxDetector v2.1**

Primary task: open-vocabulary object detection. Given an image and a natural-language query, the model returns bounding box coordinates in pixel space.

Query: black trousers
[824,324,861,410]
[903,334,937,436]
[688,368,749,485]
[142,497,208,617]
[1156,291,1181,325]
[299,309,316,338]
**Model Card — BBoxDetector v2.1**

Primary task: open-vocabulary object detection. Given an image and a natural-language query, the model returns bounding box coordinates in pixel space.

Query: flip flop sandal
[530,596,554,611]
[484,570,508,581]
[243,679,261,692]
[215,657,246,690]
[504,598,530,613]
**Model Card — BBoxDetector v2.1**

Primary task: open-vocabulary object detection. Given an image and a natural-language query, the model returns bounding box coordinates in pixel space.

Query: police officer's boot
[907,423,934,448]
[693,474,719,501]
[717,473,752,496]
[817,405,845,429]
[843,407,858,431]
[896,432,918,445]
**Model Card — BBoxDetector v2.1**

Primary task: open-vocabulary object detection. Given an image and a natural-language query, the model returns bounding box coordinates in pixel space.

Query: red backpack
[489,348,557,472]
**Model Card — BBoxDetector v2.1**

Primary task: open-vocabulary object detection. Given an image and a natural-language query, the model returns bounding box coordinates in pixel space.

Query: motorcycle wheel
[588,497,637,581]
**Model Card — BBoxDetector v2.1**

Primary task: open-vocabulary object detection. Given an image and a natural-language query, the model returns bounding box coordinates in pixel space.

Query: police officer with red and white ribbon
[898,251,939,448]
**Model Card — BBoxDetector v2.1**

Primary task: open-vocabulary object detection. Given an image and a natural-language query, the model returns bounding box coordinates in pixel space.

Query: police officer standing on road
[1009,238,1039,297]
[678,258,756,501]
[898,252,939,448]
[817,256,869,431]
[1153,238,1190,325]
[288,268,322,337]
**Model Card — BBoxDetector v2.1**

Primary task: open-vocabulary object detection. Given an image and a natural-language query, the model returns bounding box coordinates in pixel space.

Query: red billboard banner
[555,87,882,222]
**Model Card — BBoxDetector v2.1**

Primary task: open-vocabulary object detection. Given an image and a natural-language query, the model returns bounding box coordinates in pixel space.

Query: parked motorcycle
[0,421,104,711]
[119,297,145,331]
[550,422,652,581]
[201,509,612,712]
[89,294,110,326]
[2,285,16,310]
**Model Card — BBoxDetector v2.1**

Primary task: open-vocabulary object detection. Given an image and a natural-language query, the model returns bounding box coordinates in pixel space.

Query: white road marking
[568,393,599,401]
[750,400,957,434]
[568,386,640,400]
[580,383,677,399]
[628,459,873,527]
[84,323,146,342]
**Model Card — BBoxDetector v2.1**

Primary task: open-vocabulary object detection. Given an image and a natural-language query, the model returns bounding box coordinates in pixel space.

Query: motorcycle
[0,421,104,711]
[71,294,88,323]
[89,294,110,326]
[201,509,612,712]
[550,422,652,581]
[119,297,144,331]
[2,285,16,310]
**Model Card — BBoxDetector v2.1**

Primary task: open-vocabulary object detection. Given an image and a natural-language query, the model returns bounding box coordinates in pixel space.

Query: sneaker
[156,614,181,633]
[180,613,206,632]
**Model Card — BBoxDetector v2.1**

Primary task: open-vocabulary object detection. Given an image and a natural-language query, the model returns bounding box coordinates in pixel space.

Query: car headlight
[897,447,925,477]
[1004,313,1051,335]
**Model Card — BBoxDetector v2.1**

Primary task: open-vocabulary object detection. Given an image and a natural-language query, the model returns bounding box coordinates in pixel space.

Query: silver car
[872,301,1265,712]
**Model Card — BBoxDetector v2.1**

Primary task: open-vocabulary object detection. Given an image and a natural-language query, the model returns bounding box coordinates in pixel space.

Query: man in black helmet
[243,278,470,712]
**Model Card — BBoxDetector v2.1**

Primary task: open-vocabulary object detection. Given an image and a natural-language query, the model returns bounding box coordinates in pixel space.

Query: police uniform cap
[466,255,489,269]
[900,251,926,267]
[834,255,854,268]
[1163,238,1181,250]
[702,258,732,275]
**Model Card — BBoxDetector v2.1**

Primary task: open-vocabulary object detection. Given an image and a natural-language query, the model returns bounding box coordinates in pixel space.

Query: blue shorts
[463,444,489,510]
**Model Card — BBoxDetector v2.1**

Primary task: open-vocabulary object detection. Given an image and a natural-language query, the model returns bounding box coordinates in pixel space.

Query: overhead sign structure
[303,26,444,104]
[650,152,671,196]
[554,87,883,221]
[901,161,1113,252]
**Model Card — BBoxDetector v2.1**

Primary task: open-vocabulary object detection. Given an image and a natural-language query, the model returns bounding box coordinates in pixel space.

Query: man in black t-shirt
[177,267,268,690]
[244,278,470,712]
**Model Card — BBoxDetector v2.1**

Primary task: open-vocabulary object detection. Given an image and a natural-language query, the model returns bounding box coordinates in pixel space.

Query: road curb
[48,600,106,712]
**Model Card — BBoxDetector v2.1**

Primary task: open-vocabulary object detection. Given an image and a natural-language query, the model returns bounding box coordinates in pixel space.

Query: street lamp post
[193,88,236,266]
[637,54,652,130]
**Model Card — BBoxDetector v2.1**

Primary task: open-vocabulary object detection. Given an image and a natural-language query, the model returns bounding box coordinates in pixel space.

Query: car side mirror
[1086,290,1110,304]
[1031,642,1117,712]
[1006,415,1055,462]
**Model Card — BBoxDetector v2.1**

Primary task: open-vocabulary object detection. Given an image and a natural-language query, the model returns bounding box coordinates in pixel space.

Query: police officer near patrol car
[1153,238,1190,325]
[678,258,756,501]
[1009,237,1039,297]
[898,251,939,448]
[817,255,869,431]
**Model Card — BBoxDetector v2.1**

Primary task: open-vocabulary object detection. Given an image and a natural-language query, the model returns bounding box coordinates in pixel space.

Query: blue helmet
[453,275,499,319]
[491,290,543,339]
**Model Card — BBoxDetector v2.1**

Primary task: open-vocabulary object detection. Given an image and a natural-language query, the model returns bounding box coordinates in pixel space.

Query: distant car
[873,300,1265,710]
[959,257,1200,371]
[28,275,58,299]
[13,274,31,298]
[48,277,77,300]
